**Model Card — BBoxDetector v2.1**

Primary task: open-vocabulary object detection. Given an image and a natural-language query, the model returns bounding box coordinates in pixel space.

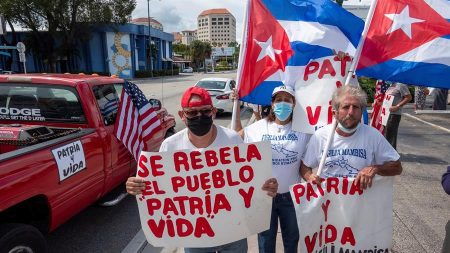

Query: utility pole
[147,0,153,77]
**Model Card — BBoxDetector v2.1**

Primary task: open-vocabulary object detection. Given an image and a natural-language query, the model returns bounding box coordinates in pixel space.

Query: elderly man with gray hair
[300,85,403,189]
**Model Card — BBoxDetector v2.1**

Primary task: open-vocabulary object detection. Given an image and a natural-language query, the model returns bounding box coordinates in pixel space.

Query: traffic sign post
[16,42,25,53]
[0,15,6,36]
[16,42,27,74]
[19,53,26,62]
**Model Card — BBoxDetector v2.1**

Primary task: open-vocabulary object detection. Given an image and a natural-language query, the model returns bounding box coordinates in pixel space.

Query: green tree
[147,43,157,65]
[228,41,240,69]
[191,40,211,72]
[0,0,136,72]
[173,43,191,59]
[228,41,238,47]
[0,17,19,71]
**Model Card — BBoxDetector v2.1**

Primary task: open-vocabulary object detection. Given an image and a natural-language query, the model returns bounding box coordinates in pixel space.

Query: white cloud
[132,0,246,44]
[132,0,372,44]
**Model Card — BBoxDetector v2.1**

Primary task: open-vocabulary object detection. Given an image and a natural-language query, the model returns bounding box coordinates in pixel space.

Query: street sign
[19,52,26,62]
[212,47,235,57]
[16,42,26,53]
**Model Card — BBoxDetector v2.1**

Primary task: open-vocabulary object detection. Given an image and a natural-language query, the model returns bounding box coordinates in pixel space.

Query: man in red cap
[126,86,278,252]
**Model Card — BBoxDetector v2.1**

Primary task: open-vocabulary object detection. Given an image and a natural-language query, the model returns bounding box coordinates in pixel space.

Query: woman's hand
[230,88,239,101]
[262,178,279,197]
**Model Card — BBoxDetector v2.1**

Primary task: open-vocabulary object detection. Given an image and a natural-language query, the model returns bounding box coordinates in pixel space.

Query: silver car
[182,67,193,73]
[195,77,236,114]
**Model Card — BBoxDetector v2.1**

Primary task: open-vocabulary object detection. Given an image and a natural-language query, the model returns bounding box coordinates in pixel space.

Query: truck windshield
[0,84,86,123]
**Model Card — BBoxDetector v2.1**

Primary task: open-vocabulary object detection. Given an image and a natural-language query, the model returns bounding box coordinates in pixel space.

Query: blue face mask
[273,102,293,121]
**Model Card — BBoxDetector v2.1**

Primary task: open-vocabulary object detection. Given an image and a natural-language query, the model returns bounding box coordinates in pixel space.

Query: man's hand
[332,49,351,61]
[389,105,400,112]
[126,177,146,195]
[355,166,379,190]
[307,174,324,184]
[230,88,239,101]
[262,178,278,197]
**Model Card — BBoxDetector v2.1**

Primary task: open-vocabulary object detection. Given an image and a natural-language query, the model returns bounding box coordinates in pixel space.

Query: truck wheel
[0,224,47,253]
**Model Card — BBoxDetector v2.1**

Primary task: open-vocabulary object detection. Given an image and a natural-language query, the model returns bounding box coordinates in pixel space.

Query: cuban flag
[236,0,364,105]
[355,0,450,89]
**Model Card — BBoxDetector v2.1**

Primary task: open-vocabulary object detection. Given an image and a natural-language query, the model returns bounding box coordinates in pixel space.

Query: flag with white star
[236,0,364,105]
[356,0,450,89]
[114,81,161,160]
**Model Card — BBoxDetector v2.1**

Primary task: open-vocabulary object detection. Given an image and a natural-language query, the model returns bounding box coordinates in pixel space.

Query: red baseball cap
[181,86,213,108]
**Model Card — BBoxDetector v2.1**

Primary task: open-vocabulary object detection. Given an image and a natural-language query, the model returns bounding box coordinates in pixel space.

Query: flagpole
[316,0,379,177]
[231,0,251,131]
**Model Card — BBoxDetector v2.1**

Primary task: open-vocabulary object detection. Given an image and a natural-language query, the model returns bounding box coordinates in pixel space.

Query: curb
[121,229,147,253]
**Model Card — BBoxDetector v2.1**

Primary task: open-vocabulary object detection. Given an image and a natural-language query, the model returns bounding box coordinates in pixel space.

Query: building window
[212,18,216,21]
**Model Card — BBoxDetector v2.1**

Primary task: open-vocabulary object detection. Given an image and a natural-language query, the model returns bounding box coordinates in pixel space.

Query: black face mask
[186,115,213,136]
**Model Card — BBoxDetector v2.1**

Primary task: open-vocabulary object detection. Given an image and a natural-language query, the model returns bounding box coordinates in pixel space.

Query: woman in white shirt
[234,86,310,253]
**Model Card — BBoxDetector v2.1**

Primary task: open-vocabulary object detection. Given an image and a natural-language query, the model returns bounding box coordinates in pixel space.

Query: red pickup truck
[0,74,175,252]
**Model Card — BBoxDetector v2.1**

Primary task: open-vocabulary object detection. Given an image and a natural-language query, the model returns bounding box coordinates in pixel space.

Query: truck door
[92,84,132,192]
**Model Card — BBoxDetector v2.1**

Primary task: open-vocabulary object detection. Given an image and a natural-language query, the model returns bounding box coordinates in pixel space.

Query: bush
[357,78,416,104]
[358,77,377,104]
[135,70,152,78]
[214,66,233,71]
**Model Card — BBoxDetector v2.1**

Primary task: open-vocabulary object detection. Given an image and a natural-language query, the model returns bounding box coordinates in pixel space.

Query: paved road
[46,72,450,252]
[391,108,450,253]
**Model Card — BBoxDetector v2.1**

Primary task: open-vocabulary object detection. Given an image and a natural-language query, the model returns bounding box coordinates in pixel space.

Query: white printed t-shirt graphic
[244,118,311,193]
[303,124,399,178]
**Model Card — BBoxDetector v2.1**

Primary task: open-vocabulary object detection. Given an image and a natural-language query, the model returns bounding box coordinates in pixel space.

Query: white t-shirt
[160,125,243,152]
[303,124,400,178]
[244,119,311,193]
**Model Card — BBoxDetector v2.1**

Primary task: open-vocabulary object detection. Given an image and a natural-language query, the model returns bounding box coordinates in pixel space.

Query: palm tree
[191,40,212,72]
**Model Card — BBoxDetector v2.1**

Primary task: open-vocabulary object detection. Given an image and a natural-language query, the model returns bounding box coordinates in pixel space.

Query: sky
[132,0,247,42]
[5,0,371,42]
[131,0,371,44]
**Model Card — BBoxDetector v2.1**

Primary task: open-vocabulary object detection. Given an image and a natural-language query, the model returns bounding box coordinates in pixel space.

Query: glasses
[183,108,213,118]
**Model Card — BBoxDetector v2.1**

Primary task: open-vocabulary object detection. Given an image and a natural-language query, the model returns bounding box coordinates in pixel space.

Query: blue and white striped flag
[238,0,364,105]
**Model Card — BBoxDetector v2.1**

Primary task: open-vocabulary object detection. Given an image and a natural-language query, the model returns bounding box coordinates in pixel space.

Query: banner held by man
[290,177,394,253]
[234,0,364,133]
[136,141,273,247]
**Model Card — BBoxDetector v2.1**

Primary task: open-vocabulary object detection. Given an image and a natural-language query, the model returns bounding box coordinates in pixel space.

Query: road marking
[403,113,450,134]
[414,110,450,114]
[121,229,147,253]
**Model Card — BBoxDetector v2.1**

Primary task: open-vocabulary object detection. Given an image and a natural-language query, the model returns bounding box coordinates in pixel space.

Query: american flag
[114,81,161,160]
[370,80,391,133]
